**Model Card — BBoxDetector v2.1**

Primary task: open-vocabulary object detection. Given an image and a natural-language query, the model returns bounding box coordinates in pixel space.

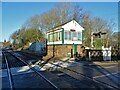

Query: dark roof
[47,19,75,32]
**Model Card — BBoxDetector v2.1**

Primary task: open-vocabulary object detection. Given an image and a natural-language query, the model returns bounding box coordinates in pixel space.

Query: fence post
[88,51,91,61]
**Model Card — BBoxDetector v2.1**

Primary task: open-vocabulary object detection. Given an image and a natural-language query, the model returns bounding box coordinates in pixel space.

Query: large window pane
[49,32,61,42]
[58,31,62,41]
[78,32,82,41]
[56,32,58,41]
[73,32,76,37]
[50,34,53,42]
[53,33,56,41]
[54,32,58,41]
[69,31,71,40]
[65,32,67,40]
[72,32,77,40]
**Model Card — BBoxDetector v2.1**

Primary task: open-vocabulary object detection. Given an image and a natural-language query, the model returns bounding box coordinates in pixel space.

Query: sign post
[102,46,111,61]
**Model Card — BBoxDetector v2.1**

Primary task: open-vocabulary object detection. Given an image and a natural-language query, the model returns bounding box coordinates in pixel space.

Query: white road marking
[93,72,120,79]
[103,65,117,69]
[88,63,117,68]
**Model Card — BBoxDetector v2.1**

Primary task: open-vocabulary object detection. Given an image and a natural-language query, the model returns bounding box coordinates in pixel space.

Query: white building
[46,19,84,57]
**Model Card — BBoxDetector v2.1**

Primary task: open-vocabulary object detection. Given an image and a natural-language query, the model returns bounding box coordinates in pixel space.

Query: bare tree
[22,3,84,32]
[11,3,115,49]
[82,13,93,47]
[22,15,40,30]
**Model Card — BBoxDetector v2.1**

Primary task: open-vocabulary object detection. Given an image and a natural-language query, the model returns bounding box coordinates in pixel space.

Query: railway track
[1,55,7,69]
[2,53,14,89]
[16,51,119,90]
[12,51,100,89]
[2,51,60,89]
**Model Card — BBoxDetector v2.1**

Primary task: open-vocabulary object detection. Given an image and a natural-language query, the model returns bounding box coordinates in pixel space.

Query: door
[73,45,77,55]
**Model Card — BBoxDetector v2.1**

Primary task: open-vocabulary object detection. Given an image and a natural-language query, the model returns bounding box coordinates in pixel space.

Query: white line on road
[93,72,120,79]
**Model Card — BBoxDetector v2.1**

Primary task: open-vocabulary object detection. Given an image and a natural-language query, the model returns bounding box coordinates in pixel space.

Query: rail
[3,52,14,90]
[8,51,60,90]
[15,51,119,89]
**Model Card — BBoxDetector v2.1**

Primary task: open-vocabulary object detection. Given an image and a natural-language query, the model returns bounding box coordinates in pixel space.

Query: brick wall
[45,44,83,58]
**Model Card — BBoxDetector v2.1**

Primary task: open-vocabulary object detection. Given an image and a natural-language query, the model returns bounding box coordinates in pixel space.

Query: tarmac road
[63,61,120,89]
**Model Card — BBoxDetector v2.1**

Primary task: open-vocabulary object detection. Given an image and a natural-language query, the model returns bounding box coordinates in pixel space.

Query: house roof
[46,19,79,33]
[51,19,75,29]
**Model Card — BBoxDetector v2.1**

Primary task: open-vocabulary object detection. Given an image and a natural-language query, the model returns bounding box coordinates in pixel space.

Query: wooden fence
[80,49,120,61]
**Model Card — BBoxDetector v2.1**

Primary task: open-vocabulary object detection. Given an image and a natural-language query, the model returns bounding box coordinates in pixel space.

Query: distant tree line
[10,28,45,49]
[9,3,118,49]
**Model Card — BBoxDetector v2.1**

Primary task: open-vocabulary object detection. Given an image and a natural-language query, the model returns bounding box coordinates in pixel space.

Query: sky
[1,2,118,42]
[1,0,120,2]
